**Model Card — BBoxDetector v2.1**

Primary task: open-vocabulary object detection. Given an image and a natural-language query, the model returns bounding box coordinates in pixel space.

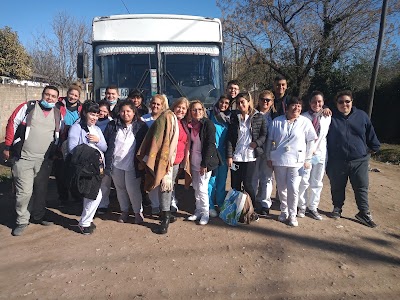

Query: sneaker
[30,218,53,226]
[187,214,200,221]
[11,224,28,236]
[90,222,97,231]
[209,209,218,218]
[307,209,323,220]
[288,215,298,227]
[78,225,93,235]
[97,207,108,215]
[118,211,129,223]
[297,208,306,218]
[199,215,209,225]
[134,212,144,224]
[330,207,342,219]
[278,212,288,223]
[355,212,377,228]
[256,207,270,216]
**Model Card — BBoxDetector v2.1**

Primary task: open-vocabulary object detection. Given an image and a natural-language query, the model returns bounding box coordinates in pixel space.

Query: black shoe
[169,213,177,223]
[158,211,170,234]
[330,207,342,219]
[355,212,377,228]
[90,222,97,231]
[256,207,270,216]
[78,225,93,235]
[97,207,108,215]
[12,224,28,236]
[31,218,53,226]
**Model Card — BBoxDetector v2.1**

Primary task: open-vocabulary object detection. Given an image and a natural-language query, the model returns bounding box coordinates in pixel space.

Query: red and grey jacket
[4,100,62,158]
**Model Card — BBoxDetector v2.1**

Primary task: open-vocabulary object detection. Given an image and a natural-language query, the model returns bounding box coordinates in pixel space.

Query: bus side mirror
[77,52,89,79]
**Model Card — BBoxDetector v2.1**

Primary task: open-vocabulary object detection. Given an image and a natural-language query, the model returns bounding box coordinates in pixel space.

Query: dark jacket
[190,118,222,172]
[274,94,291,117]
[66,143,103,200]
[103,117,148,178]
[327,107,380,161]
[227,110,267,158]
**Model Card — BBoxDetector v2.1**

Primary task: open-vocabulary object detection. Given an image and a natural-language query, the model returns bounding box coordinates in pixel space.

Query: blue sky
[1,0,221,48]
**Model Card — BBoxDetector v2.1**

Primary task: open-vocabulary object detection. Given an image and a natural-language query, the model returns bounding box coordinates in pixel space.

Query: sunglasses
[337,100,352,105]
[260,98,273,102]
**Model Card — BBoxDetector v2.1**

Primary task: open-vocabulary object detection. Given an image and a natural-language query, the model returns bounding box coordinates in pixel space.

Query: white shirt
[113,124,136,171]
[301,112,331,162]
[233,114,256,162]
[190,130,202,172]
[268,115,317,167]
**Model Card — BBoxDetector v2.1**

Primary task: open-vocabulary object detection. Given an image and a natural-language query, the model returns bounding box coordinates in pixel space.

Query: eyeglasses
[191,108,203,112]
[260,98,273,102]
[43,92,58,99]
[337,100,352,105]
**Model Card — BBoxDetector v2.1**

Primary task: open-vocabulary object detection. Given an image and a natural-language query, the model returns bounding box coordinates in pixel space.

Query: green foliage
[0,26,31,79]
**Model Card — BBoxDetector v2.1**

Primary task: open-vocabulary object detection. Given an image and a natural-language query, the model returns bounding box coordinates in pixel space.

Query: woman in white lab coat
[266,97,317,227]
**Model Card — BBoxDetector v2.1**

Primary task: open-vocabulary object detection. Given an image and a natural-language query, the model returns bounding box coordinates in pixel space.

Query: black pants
[54,158,69,202]
[326,156,370,213]
[230,161,257,206]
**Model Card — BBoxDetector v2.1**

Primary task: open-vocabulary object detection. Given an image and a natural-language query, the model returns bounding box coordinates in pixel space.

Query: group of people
[3,75,380,237]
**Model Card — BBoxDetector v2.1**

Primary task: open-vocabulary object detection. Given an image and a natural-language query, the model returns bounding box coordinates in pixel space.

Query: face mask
[108,99,117,105]
[40,100,56,109]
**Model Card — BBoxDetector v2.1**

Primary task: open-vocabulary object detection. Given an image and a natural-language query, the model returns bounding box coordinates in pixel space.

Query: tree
[0,26,31,79]
[29,12,91,87]
[218,0,400,96]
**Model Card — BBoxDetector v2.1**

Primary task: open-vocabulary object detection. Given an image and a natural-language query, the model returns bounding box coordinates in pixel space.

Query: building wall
[0,85,67,143]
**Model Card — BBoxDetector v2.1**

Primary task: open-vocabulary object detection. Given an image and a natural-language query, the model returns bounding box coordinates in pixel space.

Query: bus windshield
[93,44,223,105]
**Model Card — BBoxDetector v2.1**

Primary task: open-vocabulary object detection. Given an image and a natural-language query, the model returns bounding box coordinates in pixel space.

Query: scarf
[189,119,201,137]
[213,103,231,124]
[308,109,323,136]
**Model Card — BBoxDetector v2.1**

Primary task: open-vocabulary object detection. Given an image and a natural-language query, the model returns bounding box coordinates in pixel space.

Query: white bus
[90,14,224,106]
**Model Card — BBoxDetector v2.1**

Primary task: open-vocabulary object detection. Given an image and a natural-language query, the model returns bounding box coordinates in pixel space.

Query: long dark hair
[118,99,140,123]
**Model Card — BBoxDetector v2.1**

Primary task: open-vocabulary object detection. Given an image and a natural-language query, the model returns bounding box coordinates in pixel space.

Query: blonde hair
[67,84,82,96]
[170,97,190,119]
[151,94,169,111]
[258,90,276,113]
[236,92,255,115]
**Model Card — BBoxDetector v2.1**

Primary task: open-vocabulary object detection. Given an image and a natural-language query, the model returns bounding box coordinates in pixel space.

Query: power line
[120,0,130,14]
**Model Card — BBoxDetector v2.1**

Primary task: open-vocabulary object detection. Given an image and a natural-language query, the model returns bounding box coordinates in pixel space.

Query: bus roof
[92,14,222,44]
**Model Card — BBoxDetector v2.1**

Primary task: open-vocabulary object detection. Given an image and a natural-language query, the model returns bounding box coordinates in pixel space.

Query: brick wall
[0,85,67,143]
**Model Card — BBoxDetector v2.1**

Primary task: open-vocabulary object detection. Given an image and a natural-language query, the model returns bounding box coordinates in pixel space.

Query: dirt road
[0,160,399,299]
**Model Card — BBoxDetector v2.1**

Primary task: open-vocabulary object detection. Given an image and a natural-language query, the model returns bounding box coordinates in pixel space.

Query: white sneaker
[199,215,209,225]
[297,208,306,218]
[187,214,200,221]
[288,216,298,227]
[209,209,218,218]
[278,212,288,223]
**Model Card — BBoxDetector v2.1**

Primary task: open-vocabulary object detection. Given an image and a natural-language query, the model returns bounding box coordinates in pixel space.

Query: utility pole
[368,0,388,118]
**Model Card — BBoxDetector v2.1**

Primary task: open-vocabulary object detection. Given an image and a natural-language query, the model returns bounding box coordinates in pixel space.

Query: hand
[87,134,100,143]
[267,160,273,168]
[3,150,10,161]
[322,107,332,117]
[227,158,233,168]
[200,166,207,176]
[304,161,311,169]
[249,142,257,149]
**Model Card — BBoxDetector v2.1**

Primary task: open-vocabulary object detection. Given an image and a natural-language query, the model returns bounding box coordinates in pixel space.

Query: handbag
[219,189,247,226]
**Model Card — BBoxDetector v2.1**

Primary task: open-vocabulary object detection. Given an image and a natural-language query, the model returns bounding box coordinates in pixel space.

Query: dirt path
[0,160,399,299]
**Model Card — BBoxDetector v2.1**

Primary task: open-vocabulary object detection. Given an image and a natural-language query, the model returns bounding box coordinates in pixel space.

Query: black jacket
[191,118,222,172]
[227,110,267,158]
[66,143,103,200]
[103,117,148,178]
